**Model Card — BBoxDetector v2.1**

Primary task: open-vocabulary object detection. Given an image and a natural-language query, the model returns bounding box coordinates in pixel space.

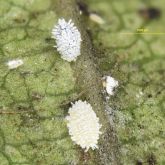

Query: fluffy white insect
[52,18,82,62]
[7,59,23,69]
[102,76,118,95]
[66,100,102,151]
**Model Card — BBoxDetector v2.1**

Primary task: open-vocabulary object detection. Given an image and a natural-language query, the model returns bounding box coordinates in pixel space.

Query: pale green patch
[87,0,165,164]
[0,0,78,164]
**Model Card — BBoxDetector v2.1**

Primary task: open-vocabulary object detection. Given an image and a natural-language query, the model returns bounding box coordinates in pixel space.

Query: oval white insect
[7,59,23,69]
[89,13,105,25]
[66,100,102,151]
[52,18,82,62]
[102,76,118,95]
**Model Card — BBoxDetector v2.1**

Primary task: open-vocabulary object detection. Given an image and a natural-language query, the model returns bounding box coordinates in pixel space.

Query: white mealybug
[7,59,23,69]
[66,100,102,152]
[52,18,82,62]
[102,76,118,95]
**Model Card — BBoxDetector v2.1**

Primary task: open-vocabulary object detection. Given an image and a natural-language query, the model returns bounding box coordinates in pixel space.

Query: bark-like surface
[55,1,121,164]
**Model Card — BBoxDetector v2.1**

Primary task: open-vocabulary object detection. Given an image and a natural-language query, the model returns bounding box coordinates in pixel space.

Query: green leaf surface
[0,0,78,164]
[87,0,165,164]
[0,0,165,164]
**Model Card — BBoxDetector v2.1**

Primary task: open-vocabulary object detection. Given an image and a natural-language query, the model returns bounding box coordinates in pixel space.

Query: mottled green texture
[0,0,165,164]
[0,0,78,164]
[87,0,165,164]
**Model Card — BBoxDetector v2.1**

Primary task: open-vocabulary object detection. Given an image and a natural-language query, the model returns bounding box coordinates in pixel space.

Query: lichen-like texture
[0,0,165,164]
[87,0,165,164]
[66,100,101,151]
[0,0,78,164]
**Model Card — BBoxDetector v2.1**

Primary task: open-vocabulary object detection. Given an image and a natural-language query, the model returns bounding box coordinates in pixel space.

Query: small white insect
[7,59,23,69]
[66,100,102,151]
[102,76,118,95]
[89,13,105,25]
[52,18,82,62]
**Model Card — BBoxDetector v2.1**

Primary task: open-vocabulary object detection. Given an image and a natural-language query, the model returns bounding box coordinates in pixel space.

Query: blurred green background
[87,0,165,164]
